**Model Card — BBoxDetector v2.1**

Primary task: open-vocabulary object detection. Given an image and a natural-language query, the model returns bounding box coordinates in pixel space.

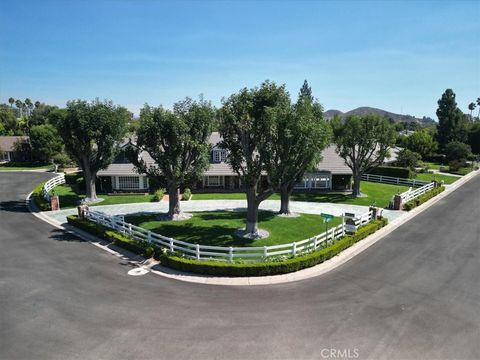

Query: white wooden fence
[362,173,429,187]
[400,182,435,203]
[42,174,65,201]
[84,208,373,262]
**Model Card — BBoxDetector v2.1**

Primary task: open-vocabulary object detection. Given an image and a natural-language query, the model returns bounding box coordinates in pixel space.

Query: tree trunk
[167,183,181,218]
[83,164,97,201]
[352,173,361,197]
[279,185,291,215]
[245,186,259,234]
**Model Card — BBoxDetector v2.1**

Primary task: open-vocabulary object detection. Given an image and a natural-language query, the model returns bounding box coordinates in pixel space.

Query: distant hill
[324,107,436,125]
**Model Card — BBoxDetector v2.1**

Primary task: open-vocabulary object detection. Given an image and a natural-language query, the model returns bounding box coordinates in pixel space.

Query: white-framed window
[212,150,227,163]
[207,176,222,187]
[118,176,140,190]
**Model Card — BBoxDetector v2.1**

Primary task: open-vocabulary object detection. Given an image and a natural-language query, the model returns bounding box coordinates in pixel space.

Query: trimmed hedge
[66,215,110,237]
[32,182,50,211]
[67,215,155,257]
[368,166,413,179]
[105,230,155,258]
[159,218,389,277]
[403,186,445,211]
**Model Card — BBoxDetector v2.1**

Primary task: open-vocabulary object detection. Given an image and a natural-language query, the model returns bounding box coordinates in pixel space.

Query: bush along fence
[78,207,375,263]
[391,181,443,210]
[362,173,429,188]
[403,186,445,211]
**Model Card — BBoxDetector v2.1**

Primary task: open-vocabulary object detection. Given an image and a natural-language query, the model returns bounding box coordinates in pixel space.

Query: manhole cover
[128,267,149,276]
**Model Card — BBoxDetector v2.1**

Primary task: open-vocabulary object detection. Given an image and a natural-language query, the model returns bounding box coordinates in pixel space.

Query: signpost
[321,213,334,240]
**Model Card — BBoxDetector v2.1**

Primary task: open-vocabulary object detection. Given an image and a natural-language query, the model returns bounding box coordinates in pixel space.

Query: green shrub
[64,173,83,185]
[403,186,445,211]
[368,166,413,179]
[153,188,165,202]
[31,181,50,211]
[66,215,110,237]
[159,219,388,277]
[52,153,76,167]
[448,160,464,172]
[67,215,155,257]
[182,187,192,201]
[105,230,155,258]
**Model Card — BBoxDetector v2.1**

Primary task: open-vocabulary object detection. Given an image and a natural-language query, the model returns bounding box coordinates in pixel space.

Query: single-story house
[0,136,30,162]
[97,132,399,193]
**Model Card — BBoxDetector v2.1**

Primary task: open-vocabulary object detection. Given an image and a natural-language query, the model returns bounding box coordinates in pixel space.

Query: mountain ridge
[324,106,436,125]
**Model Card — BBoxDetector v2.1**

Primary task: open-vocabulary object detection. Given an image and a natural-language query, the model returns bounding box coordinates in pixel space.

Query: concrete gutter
[27,168,480,286]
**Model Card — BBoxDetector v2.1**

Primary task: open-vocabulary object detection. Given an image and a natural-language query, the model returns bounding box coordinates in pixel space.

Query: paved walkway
[45,199,404,224]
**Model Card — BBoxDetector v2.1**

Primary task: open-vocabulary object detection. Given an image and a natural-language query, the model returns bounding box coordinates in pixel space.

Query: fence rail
[362,173,428,187]
[42,174,65,201]
[400,182,435,203]
[84,208,373,262]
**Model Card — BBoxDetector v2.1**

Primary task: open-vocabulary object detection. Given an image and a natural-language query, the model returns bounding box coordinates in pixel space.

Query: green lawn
[193,181,409,208]
[126,211,342,247]
[53,184,157,208]
[421,161,444,170]
[415,172,459,184]
[0,163,52,170]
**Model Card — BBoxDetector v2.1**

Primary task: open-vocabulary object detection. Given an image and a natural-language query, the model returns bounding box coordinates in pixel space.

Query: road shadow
[0,200,28,213]
[49,228,86,242]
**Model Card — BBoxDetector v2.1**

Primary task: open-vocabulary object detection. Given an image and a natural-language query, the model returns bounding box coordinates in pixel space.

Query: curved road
[1,172,479,360]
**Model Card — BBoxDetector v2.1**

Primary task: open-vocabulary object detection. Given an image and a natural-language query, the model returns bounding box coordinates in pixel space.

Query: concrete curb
[27,169,479,286]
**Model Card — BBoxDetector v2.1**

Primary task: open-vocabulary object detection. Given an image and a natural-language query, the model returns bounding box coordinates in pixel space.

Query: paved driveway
[45,198,404,224]
[1,172,479,360]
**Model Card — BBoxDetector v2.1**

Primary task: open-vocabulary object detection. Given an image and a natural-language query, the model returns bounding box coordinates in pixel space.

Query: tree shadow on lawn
[125,210,279,247]
[0,200,29,213]
[290,192,353,203]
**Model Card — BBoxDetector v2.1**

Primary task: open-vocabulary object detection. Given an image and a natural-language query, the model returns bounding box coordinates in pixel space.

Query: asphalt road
[1,172,479,360]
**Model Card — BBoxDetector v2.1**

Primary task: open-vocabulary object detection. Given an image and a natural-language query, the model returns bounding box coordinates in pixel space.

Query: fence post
[196,244,200,260]
[292,242,297,256]
[380,175,383,182]
[342,214,345,237]
[313,236,318,249]
[147,231,152,243]
[263,246,268,258]
[169,239,174,252]
[128,223,132,236]
[229,247,233,262]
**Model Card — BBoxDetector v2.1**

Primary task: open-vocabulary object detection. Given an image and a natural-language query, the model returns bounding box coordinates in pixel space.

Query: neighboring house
[0,136,30,162]
[98,132,398,193]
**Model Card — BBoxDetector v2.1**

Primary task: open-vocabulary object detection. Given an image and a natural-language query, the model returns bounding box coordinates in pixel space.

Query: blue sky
[1,0,479,119]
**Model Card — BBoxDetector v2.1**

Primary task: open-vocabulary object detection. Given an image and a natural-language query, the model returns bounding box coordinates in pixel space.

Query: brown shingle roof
[0,136,30,152]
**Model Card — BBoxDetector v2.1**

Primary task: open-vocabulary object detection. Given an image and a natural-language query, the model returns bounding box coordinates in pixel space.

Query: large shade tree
[331,114,396,197]
[30,124,63,162]
[402,130,437,159]
[219,81,290,235]
[128,98,214,219]
[264,81,331,215]
[56,99,130,201]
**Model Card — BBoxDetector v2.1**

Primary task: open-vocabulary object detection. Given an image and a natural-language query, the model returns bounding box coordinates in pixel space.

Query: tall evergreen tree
[436,89,468,149]
[299,80,313,102]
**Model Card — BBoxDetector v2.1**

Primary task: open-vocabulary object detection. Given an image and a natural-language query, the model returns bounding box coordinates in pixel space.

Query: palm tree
[24,98,33,116]
[8,97,15,108]
[477,97,480,120]
[468,102,476,121]
[34,101,41,109]
[15,99,23,117]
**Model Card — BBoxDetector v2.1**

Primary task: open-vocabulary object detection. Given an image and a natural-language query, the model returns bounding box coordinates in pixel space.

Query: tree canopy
[56,99,130,201]
[331,114,396,197]
[128,98,214,218]
[436,89,468,149]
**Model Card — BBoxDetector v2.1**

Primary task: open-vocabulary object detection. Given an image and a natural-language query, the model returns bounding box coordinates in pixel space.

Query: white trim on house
[294,172,332,190]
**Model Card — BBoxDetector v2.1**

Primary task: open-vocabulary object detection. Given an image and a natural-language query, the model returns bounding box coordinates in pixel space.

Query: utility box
[77,205,88,218]
[50,196,60,211]
[393,194,403,210]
